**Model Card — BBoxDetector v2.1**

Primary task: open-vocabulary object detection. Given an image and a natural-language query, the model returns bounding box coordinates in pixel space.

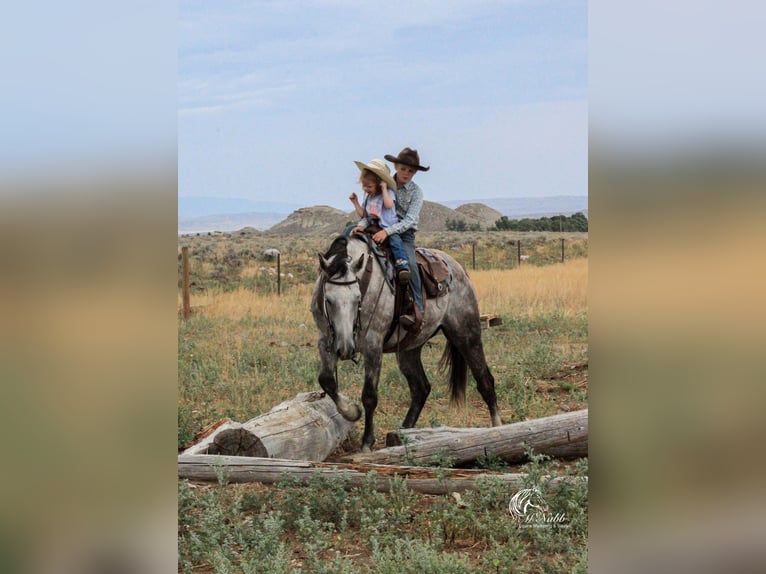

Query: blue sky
[178,0,588,210]
[3,1,763,195]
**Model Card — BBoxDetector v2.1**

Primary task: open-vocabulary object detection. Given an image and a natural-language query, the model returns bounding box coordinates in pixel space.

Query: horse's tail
[440,341,467,406]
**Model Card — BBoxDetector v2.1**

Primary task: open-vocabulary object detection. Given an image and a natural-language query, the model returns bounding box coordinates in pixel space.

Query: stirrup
[397,268,411,285]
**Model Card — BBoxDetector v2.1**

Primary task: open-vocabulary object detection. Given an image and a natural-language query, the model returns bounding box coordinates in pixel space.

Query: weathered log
[385,431,587,462]
[181,392,355,462]
[385,427,587,462]
[347,409,588,466]
[177,454,584,494]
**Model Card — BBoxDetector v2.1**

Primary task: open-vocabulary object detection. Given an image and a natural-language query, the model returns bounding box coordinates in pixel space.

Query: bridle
[318,268,362,358]
[318,251,376,359]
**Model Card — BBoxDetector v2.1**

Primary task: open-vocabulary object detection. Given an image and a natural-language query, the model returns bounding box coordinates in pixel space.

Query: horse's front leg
[360,350,383,452]
[317,336,361,422]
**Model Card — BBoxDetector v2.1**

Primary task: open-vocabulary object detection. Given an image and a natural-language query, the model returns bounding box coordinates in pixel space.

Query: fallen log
[385,431,587,462]
[178,454,584,495]
[347,409,588,466]
[385,428,587,462]
[181,391,355,462]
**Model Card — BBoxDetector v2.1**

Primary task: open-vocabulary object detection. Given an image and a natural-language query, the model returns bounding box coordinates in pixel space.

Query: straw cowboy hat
[384,147,430,171]
[354,159,398,190]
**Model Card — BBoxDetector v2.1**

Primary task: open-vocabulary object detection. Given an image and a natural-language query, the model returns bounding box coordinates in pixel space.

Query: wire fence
[179,236,588,318]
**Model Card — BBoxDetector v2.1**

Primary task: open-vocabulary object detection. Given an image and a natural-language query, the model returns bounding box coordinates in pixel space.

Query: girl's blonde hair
[358,169,382,194]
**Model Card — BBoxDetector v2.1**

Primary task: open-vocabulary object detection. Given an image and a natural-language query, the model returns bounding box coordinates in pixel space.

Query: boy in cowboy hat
[370,147,430,331]
[348,159,411,283]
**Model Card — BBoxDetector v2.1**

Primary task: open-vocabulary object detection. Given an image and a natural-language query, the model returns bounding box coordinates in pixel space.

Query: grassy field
[178,231,588,573]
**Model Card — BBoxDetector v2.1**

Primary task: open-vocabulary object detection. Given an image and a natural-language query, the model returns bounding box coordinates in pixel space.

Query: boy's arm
[386,186,423,236]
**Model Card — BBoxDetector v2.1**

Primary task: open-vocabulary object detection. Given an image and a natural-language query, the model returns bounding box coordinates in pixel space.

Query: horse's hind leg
[467,345,502,427]
[396,346,431,428]
[444,325,503,427]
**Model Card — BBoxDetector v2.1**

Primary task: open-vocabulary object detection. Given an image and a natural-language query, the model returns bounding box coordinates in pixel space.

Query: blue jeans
[386,233,408,269]
[397,229,423,313]
[342,224,406,267]
[342,225,423,313]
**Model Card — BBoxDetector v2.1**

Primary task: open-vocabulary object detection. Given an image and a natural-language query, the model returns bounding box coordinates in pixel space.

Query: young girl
[348,159,411,284]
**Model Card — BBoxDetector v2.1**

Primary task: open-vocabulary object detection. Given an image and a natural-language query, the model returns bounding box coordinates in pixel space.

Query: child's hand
[372,229,388,244]
[379,181,387,193]
[349,192,358,203]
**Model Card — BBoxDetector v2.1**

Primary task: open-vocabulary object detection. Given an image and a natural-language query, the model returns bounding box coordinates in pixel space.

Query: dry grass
[178,255,588,439]
[178,234,589,573]
[471,257,587,318]
[180,283,315,324]
[182,258,588,323]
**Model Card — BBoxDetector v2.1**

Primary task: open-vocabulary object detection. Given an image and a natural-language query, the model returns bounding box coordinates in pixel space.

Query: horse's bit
[319,254,375,358]
[318,273,362,357]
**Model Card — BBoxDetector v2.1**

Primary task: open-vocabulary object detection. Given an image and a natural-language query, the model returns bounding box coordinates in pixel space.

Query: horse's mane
[322,236,349,277]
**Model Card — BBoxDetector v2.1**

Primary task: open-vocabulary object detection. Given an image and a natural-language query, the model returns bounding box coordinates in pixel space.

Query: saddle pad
[415,248,452,298]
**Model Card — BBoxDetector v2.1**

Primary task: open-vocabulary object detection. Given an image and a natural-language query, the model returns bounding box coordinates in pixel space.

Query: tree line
[446,212,588,232]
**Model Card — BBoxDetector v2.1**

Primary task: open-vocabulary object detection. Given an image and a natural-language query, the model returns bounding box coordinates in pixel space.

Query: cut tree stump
[346,409,588,466]
[180,391,356,462]
[177,454,585,494]
[479,313,503,328]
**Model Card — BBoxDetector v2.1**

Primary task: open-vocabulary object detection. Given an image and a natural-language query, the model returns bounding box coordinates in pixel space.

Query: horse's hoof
[361,444,372,453]
[339,403,362,422]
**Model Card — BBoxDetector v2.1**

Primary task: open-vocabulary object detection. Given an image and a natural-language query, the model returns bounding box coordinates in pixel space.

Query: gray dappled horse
[311,235,502,452]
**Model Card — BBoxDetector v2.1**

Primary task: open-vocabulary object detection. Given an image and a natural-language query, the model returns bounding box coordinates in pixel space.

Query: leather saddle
[358,226,452,301]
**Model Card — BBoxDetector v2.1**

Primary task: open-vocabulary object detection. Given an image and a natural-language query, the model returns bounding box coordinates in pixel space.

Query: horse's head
[316,237,366,360]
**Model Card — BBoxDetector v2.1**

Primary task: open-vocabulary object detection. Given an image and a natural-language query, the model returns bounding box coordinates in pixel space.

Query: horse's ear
[352,253,365,274]
[318,253,331,272]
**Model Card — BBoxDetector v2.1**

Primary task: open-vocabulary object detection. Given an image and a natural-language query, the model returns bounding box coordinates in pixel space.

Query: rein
[318,252,375,360]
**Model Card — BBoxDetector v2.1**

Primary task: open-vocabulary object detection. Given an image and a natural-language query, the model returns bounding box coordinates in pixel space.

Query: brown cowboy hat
[384,147,430,171]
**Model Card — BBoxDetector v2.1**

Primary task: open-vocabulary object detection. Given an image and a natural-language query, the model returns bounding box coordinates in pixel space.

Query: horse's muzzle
[335,341,355,360]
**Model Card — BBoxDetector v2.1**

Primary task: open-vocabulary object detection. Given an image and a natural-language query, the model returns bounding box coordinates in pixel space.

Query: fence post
[517,240,521,266]
[561,238,565,263]
[471,242,476,270]
[182,246,191,319]
[277,252,281,296]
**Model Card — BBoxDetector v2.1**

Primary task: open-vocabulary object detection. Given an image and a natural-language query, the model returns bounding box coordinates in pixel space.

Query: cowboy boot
[410,303,424,333]
[398,287,418,330]
[394,259,411,285]
[399,313,416,329]
[400,306,423,332]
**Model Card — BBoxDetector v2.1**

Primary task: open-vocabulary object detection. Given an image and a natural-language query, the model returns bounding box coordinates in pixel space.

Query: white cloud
[178,1,588,204]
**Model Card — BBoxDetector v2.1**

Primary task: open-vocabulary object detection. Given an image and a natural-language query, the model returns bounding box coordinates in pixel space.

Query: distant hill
[453,203,504,229]
[177,195,588,234]
[179,212,285,234]
[441,196,587,218]
[416,201,462,233]
[265,206,354,236]
[263,201,506,236]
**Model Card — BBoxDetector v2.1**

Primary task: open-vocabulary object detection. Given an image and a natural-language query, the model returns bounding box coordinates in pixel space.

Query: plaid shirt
[386,180,423,236]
